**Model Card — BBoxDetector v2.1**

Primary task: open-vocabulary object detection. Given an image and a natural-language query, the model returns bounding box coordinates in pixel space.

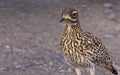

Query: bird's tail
[104,64,118,75]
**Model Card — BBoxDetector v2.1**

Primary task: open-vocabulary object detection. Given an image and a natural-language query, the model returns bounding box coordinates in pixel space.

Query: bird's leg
[75,67,81,75]
[89,68,95,75]
[88,64,95,75]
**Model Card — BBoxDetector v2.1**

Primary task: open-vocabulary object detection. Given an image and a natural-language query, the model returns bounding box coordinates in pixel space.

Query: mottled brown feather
[60,8,118,75]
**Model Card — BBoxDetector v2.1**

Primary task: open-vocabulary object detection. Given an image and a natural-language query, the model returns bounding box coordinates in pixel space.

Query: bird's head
[60,8,79,23]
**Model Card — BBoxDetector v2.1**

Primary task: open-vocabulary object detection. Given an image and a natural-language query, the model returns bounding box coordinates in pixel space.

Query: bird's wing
[83,31,102,49]
[82,31,112,65]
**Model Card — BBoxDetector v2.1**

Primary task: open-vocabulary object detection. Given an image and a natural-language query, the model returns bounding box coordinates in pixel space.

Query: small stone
[102,34,115,39]
[43,64,48,67]
[15,65,23,69]
[59,65,64,69]
[68,68,72,72]
[59,69,65,73]
[20,4,25,6]
[0,67,10,71]
[108,13,116,20]
[47,0,51,3]
[104,9,114,14]
[81,4,87,8]
[5,45,10,49]
[103,3,113,8]
[49,61,53,66]
[38,37,44,44]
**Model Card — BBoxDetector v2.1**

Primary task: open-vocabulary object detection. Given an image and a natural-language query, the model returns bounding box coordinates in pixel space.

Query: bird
[59,8,118,75]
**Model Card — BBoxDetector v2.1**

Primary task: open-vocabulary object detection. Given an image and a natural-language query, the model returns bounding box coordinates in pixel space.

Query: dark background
[0,0,120,75]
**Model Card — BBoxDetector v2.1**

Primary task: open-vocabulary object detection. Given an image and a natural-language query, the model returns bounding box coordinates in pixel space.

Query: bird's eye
[72,11,77,16]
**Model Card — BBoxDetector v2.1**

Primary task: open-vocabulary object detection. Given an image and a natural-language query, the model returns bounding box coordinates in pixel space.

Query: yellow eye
[72,11,77,16]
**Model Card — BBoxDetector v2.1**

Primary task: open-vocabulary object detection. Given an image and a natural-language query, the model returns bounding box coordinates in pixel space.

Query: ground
[0,0,120,75]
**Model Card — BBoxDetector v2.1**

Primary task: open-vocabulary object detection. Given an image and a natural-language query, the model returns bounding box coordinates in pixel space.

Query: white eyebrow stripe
[69,17,77,21]
[72,11,77,14]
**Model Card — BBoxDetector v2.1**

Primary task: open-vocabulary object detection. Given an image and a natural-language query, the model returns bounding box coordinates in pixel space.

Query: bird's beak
[60,15,70,22]
[59,18,65,22]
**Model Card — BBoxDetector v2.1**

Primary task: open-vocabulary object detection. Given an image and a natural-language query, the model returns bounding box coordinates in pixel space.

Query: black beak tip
[59,18,64,22]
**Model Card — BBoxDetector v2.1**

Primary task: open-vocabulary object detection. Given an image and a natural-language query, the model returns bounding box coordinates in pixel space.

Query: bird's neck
[65,22,82,32]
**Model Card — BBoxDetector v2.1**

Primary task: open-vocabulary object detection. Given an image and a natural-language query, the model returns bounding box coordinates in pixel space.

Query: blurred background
[0,0,120,75]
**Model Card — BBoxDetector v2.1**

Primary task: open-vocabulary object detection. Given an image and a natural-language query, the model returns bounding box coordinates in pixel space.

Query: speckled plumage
[60,8,118,75]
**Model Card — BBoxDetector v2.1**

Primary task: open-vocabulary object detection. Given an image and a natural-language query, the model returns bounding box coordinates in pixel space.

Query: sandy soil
[0,0,120,75]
